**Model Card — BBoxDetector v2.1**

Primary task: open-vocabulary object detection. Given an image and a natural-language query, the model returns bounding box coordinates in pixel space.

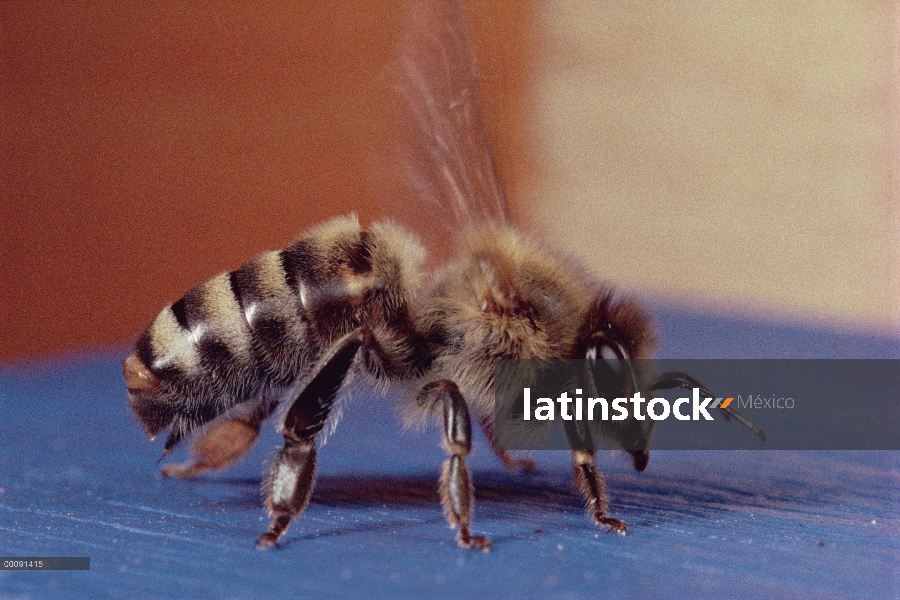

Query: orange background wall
[1,1,534,363]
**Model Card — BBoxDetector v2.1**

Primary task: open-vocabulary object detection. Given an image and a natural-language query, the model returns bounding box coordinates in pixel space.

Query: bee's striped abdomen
[232,249,317,386]
[126,214,422,450]
[134,269,265,446]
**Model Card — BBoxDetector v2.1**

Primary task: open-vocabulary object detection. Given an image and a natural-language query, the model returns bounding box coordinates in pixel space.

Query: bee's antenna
[721,406,767,441]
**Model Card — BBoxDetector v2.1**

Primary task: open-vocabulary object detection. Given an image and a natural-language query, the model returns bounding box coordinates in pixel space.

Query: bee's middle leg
[419,381,491,551]
[478,415,536,473]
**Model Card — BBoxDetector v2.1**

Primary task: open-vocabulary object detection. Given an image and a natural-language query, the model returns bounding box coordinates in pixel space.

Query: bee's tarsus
[256,515,291,551]
[598,516,628,535]
[458,528,492,552]
[573,450,629,534]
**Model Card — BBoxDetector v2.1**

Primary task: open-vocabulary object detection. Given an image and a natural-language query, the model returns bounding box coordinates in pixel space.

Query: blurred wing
[396,0,510,228]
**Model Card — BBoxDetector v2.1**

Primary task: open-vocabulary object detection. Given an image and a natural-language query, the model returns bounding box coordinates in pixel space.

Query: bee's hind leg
[256,330,364,550]
[161,399,274,479]
[478,415,536,473]
[419,381,491,552]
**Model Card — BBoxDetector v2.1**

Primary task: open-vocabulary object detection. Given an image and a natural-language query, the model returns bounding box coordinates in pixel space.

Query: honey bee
[124,0,762,551]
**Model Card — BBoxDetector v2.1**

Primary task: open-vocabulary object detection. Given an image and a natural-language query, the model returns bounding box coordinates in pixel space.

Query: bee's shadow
[204,471,571,509]
[200,468,796,521]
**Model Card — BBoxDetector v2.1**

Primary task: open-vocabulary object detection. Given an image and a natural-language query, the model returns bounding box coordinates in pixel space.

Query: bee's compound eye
[587,339,629,372]
[600,344,619,363]
[599,344,624,374]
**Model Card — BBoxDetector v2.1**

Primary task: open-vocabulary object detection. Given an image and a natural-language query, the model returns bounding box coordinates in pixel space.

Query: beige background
[1,1,897,363]
[524,1,899,333]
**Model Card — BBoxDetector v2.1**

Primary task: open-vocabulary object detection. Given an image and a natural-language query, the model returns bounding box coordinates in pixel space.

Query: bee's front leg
[572,450,627,535]
[256,330,364,549]
[563,392,624,535]
[419,381,491,552]
[562,406,628,534]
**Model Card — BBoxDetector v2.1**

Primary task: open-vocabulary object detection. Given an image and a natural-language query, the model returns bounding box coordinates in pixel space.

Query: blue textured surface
[0,309,898,599]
